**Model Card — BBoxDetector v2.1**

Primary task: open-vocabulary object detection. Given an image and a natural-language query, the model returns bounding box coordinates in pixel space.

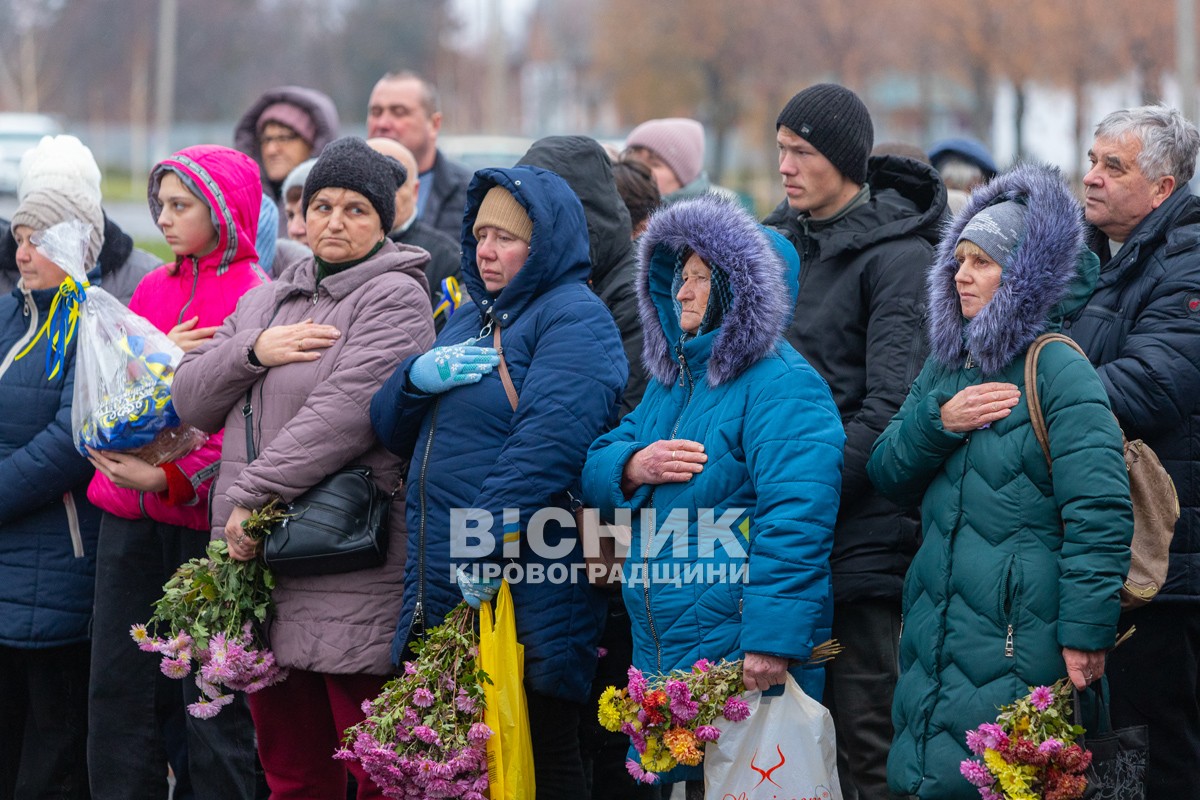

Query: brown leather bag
[1025,332,1179,609]
[492,325,624,585]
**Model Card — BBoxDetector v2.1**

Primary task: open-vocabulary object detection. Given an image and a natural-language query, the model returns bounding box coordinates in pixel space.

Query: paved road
[0,196,162,243]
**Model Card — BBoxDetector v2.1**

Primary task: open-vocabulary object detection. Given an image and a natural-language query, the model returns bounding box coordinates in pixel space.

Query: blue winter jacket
[0,284,101,647]
[371,166,628,703]
[582,196,844,722]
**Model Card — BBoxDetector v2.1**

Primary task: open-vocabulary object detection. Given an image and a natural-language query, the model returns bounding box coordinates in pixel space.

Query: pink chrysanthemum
[722,695,750,722]
[695,725,721,742]
[626,759,660,784]
[468,723,493,745]
[1029,685,1054,712]
[627,666,647,702]
[412,687,435,707]
[959,759,993,788]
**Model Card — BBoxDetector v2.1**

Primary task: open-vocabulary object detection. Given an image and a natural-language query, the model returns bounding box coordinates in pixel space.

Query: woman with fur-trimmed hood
[583,196,845,785]
[868,164,1134,799]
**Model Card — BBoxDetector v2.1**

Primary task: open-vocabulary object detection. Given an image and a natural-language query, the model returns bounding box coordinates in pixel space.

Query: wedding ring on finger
[672,450,677,461]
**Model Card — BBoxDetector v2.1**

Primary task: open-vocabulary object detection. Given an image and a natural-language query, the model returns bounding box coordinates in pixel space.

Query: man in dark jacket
[367,71,471,241]
[368,137,464,331]
[764,83,946,800]
[1066,104,1200,800]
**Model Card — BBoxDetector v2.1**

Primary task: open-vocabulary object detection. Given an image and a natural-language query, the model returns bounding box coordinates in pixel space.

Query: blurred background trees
[0,0,1189,192]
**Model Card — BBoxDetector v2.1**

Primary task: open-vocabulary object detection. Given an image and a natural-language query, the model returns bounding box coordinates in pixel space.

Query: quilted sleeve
[739,365,845,660]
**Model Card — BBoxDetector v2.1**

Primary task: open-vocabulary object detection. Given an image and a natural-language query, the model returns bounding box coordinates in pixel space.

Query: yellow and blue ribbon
[434,275,463,322]
[14,276,89,380]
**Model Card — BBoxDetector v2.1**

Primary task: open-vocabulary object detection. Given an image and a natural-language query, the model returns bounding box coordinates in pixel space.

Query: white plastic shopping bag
[704,674,843,800]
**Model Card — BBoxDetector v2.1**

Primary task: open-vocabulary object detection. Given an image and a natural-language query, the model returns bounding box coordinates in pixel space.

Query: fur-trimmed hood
[637,195,797,387]
[928,163,1098,375]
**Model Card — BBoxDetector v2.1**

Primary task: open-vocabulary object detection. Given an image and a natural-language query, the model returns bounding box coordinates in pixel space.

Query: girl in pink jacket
[85,145,267,800]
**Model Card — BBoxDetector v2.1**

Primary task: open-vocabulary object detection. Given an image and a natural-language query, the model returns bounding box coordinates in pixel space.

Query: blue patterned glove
[456,567,501,610]
[409,345,500,394]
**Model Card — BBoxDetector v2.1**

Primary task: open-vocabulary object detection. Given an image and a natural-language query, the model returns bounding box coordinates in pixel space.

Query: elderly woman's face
[954,241,1002,319]
[676,252,712,334]
[12,225,68,291]
[306,188,383,263]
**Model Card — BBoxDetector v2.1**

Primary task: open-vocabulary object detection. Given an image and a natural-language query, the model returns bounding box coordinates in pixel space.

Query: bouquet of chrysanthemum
[598,640,843,785]
[960,678,1092,800]
[336,602,492,799]
[132,505,288,718]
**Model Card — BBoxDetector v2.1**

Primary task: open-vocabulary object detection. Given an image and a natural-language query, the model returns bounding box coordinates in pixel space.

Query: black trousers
[1107,601,1200,800]
[0,642,91,800]
[87,513,258,800]
[824,600,901,800]
[528,690,588,799]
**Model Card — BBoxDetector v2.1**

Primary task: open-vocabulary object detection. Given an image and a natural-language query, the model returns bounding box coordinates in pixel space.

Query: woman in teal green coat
[868,164,1133,799]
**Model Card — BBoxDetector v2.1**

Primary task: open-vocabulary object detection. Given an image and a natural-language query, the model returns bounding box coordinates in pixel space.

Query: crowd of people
[0,71,1198,800]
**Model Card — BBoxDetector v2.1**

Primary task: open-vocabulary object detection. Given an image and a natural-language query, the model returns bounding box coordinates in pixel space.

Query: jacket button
[502,313,509,320]
[1064,320,1072,329]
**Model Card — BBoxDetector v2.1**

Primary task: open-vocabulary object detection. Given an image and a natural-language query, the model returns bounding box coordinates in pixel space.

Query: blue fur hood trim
[637,196,793,387]
[928,163,1087,375]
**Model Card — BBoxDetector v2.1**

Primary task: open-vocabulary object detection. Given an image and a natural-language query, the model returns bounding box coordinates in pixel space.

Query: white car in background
[0,113,61,195]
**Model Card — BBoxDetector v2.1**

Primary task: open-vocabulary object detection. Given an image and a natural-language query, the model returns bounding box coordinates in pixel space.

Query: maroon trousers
[247,669,389,799]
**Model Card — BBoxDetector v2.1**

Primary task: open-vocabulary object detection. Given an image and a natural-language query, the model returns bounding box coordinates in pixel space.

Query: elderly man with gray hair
[1066,104,1200,800]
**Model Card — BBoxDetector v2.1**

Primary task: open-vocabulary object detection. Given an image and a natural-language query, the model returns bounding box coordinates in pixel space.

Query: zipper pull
[411,602,425,638]
[1004,624,1014,657]
[965,353,975,369]
[312,290,319,305]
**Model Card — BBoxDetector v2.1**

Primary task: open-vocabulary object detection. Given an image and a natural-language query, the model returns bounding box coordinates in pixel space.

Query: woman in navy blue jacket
[371,165,627,797]
[582,196,845,787]
[0,200,103,798]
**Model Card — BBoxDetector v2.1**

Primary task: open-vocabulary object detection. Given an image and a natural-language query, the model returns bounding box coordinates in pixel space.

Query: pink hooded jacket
[87,145,269,529]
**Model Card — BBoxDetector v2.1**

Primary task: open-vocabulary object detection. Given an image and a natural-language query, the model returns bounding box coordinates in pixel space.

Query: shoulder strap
[493,324,519,412]
[242,389,257,462]
[1024,333,1088,474]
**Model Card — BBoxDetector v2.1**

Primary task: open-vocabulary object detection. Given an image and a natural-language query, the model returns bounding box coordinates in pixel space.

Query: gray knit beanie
[11,187,105,269]
[776,84,874,185]
[957,200,1029,272]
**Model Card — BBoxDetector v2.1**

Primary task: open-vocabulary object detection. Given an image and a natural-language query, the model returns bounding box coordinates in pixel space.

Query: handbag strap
[493,323,519,412]
[1072,680,1114,735]
[1024,332,1088,475]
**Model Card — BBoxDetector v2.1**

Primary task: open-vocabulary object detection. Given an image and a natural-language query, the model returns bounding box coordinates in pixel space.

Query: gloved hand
[410,345,500,395]
[457,566,501,610]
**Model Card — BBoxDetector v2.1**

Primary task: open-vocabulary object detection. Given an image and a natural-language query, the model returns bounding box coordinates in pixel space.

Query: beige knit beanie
[473,186,533,243]
[11,188,105,269]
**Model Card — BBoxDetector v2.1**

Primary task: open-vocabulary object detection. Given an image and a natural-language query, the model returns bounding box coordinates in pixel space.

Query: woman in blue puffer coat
[582,196,845,787]
[0,194,103,798]
[371,165,628,798]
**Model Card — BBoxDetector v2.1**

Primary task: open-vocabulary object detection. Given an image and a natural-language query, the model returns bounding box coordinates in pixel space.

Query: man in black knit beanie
[763,83,948,800]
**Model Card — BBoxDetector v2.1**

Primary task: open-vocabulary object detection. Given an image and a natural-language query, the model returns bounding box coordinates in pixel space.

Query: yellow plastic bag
[480,582,535,800]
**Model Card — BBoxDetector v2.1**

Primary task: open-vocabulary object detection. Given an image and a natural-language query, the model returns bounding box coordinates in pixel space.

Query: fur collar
[637,196,792,387]
[928,163,1086,374]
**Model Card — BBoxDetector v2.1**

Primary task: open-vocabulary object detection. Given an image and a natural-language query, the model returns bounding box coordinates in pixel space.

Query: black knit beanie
[776,84,874,185]
[302,136,407,231]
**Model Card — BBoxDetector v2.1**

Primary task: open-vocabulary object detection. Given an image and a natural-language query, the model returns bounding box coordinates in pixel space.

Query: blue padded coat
[582,197,844,724]
[0,284,101,647]
[371,166,628,703]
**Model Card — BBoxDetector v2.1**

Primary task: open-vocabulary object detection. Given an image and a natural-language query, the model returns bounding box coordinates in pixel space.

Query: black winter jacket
[517,135,648,414]
[422,149,473,242]
[764,154,947,603]
[1066,187,1200,603]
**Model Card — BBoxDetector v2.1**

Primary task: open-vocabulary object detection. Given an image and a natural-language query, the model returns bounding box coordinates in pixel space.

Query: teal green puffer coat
[868,165,1133,799]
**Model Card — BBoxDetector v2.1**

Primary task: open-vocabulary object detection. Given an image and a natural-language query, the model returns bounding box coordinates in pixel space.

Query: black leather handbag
[243,389,390,577]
